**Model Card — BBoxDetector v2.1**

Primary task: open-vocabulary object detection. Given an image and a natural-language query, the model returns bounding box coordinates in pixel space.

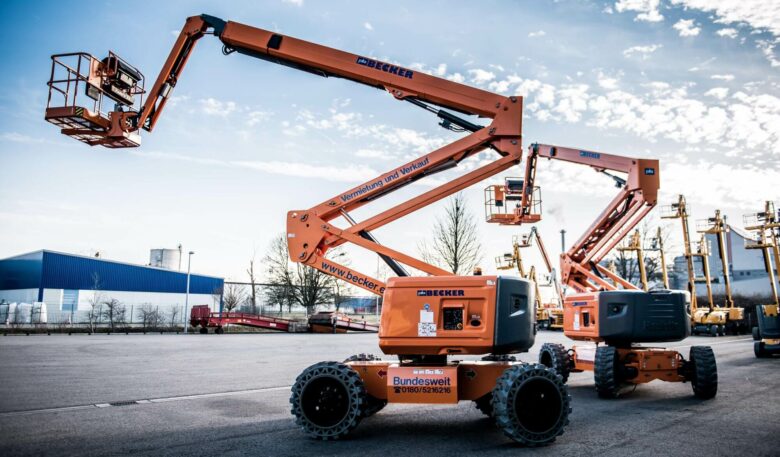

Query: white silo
[150,245,183,270]
[32,302,48,324]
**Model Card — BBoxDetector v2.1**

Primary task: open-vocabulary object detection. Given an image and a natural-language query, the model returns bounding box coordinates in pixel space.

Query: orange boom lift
[45,14,571,445]
[485,144,717,398]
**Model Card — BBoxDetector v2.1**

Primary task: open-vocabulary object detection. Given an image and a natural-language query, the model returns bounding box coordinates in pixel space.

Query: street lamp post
[184,251,194,334]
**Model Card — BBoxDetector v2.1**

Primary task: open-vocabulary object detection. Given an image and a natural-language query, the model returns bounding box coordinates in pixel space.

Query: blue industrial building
[0,250,223,324]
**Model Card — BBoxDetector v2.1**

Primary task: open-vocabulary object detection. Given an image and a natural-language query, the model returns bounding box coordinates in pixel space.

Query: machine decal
[356,56,414,79]
[418,304,436,336]
[579,150,601,159]
[387,366,457,403]
[320,261,385,293]
[338,157,430,203]
[644,167,655,175]
[417,289,465,297]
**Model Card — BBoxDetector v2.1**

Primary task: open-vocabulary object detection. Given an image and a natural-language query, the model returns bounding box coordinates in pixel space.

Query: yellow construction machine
[696,210,746,333]
[616,229,649,291]
[495,227,564,330]
[661,195,730,336]
[744,201,780,357]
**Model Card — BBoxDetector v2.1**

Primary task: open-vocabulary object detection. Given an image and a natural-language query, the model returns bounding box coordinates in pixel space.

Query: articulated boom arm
[512,143,660,293]
[45,14,525,295]
[520,227,563,305]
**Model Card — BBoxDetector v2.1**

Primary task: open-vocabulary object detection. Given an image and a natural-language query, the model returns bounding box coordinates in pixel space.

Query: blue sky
[0,0,778,285]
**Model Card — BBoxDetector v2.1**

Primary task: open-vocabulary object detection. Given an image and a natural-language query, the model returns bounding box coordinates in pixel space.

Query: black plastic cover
[493,277,535,353]
[598,290,690,345]
[757,305,780,339]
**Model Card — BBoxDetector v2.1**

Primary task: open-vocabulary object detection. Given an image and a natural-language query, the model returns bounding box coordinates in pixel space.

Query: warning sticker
[418,322,437,337]
[420,310,434,323]
[573,312,580,331]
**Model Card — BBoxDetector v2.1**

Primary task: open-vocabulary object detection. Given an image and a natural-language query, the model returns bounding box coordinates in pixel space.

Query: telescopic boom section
[45,14,525,295]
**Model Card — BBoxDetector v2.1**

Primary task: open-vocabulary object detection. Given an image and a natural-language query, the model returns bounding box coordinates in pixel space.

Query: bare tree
[246,255,259,314]
[168,306,180,329]
[609,220,675,289]
[87,273,104,332]
[266,283,294,314]
[419,193,483,275]
[100,298,126,332]
[263,233,339,316]
[138,305,160,332]
[223,283,246,313]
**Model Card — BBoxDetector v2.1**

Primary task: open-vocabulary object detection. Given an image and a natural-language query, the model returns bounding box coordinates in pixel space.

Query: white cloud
[716,27,739,38]
[622,44,663,58]
[614,0,664,22]
[281,120,306,137]
[246,110,272,127]
[528,30,546,38]
[598,73,619,90]
[468,68,496,84]
[757,39,780,67]
[131,150,379,183]
[282,0,303,6]
[711,74,735,81]
[447,73,465,83]
[704,87,730,99]
[232,161,378,182]
[355,148,395,160]
[363,22,373,31]
[408,62,448,77]
[663,161,780,208]
[0,132,45,143]
[586,85,780,159]
[673,19,701,37]
[669,0,780,37]
[200,98,237,116]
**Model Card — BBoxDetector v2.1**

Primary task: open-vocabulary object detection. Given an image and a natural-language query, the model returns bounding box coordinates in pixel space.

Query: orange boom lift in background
[485,143,717,398]
[45,14,572,445]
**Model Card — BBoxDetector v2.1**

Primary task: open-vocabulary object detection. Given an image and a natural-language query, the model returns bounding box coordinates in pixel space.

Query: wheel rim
[301,376,350,428]
[513,377,563,434]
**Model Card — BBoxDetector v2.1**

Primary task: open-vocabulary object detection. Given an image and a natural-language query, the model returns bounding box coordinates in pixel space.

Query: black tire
[718,325,726,337]
[474,392,494,417]
[472,354,516,417]
[342,354,386,416]
[754,341,767,358]
[752,326,761,341]
[215,326,224,335]
[594,346,622,399]
[492,363,570,446]
[538,343,571,383]
[538,319,549,330]
[709,325,718,337]
[688,346,717,399]
[290,361,367,440]
[199,327,207,334]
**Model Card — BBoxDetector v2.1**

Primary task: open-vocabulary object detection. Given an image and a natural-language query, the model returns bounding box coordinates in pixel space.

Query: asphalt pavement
[0,331,777,456]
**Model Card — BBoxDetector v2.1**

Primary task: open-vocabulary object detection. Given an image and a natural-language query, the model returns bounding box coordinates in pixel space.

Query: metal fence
[223,282,381,317]
[0,302,197,331]
[0,281,381,331]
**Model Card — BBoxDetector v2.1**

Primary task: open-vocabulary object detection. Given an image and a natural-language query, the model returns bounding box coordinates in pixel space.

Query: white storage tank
[32,302,48,324]
[15,303,32,324]
[0,302,11,324]
[150,246,182,270]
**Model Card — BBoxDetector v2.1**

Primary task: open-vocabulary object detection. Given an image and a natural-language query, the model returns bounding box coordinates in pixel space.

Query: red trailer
[189,305,297,334]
